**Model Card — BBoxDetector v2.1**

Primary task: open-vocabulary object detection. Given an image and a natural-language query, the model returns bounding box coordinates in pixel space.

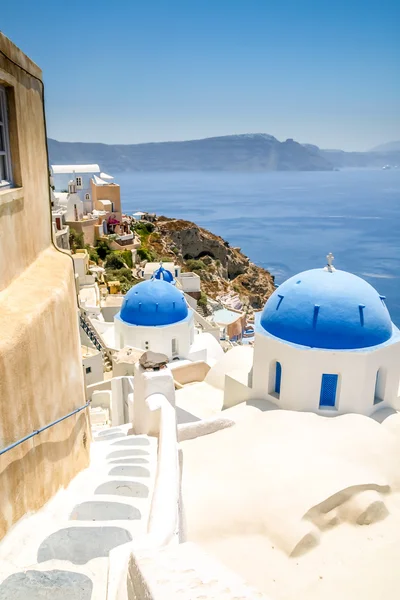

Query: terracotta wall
[0,33,90,540]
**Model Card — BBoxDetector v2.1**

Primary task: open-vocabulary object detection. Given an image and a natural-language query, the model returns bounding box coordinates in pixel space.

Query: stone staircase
[0,425,157,600]
[80,314,113,372]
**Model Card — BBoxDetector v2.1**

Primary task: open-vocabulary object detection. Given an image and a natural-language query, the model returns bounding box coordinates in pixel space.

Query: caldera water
[119,169,400,325]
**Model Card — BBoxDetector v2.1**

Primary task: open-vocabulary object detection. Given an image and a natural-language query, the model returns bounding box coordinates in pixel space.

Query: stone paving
[0,424,157,600]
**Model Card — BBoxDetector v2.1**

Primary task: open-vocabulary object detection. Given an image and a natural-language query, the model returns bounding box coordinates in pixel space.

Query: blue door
[319,374,338,408]
[275,362,282,395]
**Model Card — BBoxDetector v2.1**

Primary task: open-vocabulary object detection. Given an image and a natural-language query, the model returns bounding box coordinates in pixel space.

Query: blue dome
[260,268,393,350]
[153,265,175,283]
[120,279,188,326]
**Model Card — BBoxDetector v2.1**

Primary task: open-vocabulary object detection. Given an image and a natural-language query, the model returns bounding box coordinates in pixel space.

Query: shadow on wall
[0,413,89,540]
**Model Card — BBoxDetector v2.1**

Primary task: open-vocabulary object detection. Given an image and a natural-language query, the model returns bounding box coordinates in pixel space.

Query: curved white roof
[51,164,100,174]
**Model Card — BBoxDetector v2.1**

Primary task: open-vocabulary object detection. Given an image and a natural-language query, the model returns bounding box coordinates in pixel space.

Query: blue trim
[260,269,393,350]
[319,374,338,408]
[255,312,400,353]
[275,361,282,394]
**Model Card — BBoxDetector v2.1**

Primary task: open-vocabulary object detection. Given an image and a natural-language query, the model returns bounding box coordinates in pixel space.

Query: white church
[92,263,222,364]
[251,253,400,416]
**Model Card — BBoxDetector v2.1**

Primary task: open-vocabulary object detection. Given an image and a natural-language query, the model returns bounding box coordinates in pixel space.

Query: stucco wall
[91,180,121,217]
[252,329,400,416]
[0,38,51,291]
[67,219,97,246]
[114,313,195,359]
[0,34,90,540]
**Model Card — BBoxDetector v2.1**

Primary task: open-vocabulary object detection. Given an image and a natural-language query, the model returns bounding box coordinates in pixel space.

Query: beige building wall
[91,179,121,219]
[0,33,90,540]
[67,218,97,246]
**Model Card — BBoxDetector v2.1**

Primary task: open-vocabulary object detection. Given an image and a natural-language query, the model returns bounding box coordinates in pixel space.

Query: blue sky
[2,0,399,150]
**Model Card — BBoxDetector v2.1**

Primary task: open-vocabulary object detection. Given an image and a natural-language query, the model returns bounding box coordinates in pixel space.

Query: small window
[172,338,178,356]
[319,374,338,408]
[0,85,13,188]
[274,361,282,396]
[85,366,92,374]
[175,269,179,277]
[85,193,90,200]
[76,176,83,188]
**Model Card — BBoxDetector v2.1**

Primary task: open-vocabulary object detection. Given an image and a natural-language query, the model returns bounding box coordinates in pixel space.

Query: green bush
[134,221,155,235]
[186,259,206,272]
[120,250,133,268]
[96,239,111,260]
[105,253,125,270]
[137,247,156,262]
[69,229,84,253]
[198,292,208,308]
[85,244,99,264]
[105,267,137,294]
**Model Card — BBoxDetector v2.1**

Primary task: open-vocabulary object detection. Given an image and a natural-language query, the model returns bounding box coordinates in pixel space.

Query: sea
[119,169,400,326]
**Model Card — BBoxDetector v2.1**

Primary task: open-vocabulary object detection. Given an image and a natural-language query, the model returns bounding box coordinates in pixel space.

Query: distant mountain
[47,134,400,173]
[48,134,333,172]
[369,141,400,153]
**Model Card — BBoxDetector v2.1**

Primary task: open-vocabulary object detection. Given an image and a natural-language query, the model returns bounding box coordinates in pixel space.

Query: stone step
[0,428,158,600]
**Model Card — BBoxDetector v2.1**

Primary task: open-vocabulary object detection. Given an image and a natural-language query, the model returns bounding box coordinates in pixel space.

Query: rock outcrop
[149,217,275,310]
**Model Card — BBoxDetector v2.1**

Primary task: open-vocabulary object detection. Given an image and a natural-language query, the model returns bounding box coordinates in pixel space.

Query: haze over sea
[120,170,400,325]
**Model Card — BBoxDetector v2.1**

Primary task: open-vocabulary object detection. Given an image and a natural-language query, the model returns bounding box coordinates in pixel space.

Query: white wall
[66,193,84,221]
[252,330,400,416]
[180,272,201,293]
[82,350,103,386]
[114,313,195,360]
[72,254,88,282]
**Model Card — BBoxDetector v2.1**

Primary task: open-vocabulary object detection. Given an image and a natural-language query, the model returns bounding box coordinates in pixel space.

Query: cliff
[48,134,333,172]
[146,217,276,310]
[48,134,400,172]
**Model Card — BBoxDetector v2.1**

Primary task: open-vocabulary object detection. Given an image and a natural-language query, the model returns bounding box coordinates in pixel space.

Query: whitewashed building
[251,255,400,416]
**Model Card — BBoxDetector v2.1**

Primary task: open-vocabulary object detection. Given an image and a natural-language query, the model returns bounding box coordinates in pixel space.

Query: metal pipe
[0,400,91,457]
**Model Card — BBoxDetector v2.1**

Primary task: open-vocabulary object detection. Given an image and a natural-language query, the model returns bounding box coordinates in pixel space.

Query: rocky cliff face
[150,217,276,310]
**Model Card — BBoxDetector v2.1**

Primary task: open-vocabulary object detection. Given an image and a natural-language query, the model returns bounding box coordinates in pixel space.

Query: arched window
[374,369,384,404]
[319,374,338,408]
[85,193,90,201]
[274,361,282,396]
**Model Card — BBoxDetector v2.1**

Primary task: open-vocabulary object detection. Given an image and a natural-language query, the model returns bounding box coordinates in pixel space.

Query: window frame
[0,85,13,188]
[319,373,339,408]
[75,176,83,188]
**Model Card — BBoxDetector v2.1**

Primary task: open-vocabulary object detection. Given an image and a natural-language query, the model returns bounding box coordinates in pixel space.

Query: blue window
[319,374,338,408]
[275,362,282,395]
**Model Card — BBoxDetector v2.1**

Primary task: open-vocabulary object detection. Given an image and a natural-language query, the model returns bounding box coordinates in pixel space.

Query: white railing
[145,393,181,548]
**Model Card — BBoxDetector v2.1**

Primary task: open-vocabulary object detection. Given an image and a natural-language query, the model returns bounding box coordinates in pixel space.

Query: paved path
[0,424,157,599]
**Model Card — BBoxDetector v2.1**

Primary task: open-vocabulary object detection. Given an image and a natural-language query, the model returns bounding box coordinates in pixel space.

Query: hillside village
[3,31,400,600]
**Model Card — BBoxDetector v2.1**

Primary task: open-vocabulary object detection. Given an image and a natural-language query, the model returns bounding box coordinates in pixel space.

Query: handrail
[0,400,91,457]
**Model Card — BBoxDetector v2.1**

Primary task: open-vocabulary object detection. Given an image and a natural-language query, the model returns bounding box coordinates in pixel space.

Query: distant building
[51,164,100,213]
